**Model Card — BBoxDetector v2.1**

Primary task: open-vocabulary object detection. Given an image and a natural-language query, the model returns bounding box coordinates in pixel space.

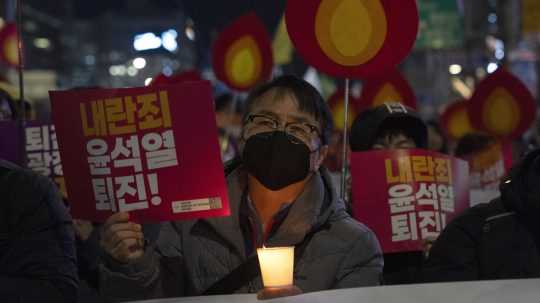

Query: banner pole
[16,0,27,167]
[340,78,350,201]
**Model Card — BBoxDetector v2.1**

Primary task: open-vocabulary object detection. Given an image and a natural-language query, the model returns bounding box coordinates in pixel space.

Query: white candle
[257,246,295,288]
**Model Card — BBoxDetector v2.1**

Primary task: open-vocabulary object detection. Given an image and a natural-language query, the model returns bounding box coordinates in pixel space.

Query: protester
[454,133,496,159]
[98,75,383,301]
[426,120,448,154]
[0,159,78,302]
[215,93,240,162]
[349,103,427,152]
[423,148,540,282]
[349,103,428,285]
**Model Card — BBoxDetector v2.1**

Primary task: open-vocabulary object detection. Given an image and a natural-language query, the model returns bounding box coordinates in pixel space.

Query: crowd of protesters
[1,75,540,303]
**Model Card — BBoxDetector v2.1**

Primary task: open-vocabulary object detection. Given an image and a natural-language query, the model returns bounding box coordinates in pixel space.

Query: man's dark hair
[454,133,497,158]
[243,75,333,144]
[215,93,234,113]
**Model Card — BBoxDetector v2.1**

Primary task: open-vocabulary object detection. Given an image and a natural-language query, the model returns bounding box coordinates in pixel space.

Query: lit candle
[256,246,295,288]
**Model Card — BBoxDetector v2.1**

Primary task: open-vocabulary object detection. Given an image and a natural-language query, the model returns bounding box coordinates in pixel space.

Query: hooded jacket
[0,160,78,302]
[99,164,383,302]
[423,150,540,282]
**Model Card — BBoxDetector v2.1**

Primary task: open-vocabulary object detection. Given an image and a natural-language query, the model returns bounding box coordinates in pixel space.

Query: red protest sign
[24,122,67,197]
[0,120,67,196]
[466,142,512,191]
[351,149,469,253]
[465,142,512,206]
[50,82,230,222]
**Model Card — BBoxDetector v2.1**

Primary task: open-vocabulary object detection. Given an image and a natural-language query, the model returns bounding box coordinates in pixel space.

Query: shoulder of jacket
[323,213,379,248]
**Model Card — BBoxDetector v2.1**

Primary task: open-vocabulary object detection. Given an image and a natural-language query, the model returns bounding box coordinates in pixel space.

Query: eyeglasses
[244,114,321,143]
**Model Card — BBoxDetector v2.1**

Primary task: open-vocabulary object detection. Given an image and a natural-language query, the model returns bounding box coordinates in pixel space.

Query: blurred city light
[449,64,462,75]
[133,57,147,69]
[109,65,127,76]
[34,38,51,49]
[487,63,498,74]
[185,26,196,41]
[162,29,178,52]
[84,55,96,66]
[144,77,153,86]
[162,66,173,76]
[133,32,162,51]
[488,13,497,24]
[127,66,138,76]
[495,49,505,60]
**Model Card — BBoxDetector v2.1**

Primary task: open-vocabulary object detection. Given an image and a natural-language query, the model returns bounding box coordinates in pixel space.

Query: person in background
[423,149,540,282]
[454,133,496,159]
[349,103,428,285]
[98,75,383,301]
[215,93,240,162]
[426,120,448,154]
[350,103,427,152]
[0,159,78,302]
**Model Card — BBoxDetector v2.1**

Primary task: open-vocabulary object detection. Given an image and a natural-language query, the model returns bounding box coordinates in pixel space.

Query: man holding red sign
[96,76,383,300]
[349,104,469,285]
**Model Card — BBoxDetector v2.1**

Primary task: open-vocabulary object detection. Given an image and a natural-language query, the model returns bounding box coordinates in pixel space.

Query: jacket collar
[200,166,338,257]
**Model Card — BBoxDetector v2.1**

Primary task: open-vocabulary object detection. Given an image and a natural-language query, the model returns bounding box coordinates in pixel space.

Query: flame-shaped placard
[212,13,273,91]
[328,88,361,130]
[0,23,19,67]
[468,69,536,139]
[441,100,476,141]
[285,0,418,78]
[357,69,417,112]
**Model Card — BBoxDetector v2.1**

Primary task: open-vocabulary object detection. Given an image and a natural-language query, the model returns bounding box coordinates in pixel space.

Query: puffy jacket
[100,165,383,301]
[423,149,540,282]
[0,160,79,302]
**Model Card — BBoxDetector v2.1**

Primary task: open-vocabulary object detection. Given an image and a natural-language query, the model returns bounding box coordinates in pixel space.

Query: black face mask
[242,131,313,191]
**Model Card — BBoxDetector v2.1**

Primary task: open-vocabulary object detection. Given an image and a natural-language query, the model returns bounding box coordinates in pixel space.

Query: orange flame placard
[285,0,418,78]
[328,88,360,130]
[468,69,536,139]
[440,100,476,141]
[0,23,19,68]
[212,13,273,91]
[357,69,417,112]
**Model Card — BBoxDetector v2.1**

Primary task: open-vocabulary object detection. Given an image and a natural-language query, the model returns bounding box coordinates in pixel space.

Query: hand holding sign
[100,212,144,263]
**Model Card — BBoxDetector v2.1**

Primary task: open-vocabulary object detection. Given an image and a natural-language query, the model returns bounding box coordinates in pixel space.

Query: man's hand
[100,212,144,264]
[73,219,94,241]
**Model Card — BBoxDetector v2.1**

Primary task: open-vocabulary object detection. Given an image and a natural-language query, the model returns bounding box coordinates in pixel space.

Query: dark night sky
[26,0,285,34]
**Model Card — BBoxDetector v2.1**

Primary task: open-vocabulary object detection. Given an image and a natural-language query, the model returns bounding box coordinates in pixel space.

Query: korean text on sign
[51,82,230,223]
[81,91,183,213]
[385,155,454,242]
[350,149,469,254]
[25,123,66,195]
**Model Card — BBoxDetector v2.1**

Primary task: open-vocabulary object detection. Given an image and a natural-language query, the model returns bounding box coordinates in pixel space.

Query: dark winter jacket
[0,160,78,302]
[100,165,383,301]
[423,149,540,282]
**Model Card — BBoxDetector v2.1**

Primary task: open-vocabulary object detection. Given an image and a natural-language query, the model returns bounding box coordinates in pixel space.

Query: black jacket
[0,160,79,302]
[423,150,540,282]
